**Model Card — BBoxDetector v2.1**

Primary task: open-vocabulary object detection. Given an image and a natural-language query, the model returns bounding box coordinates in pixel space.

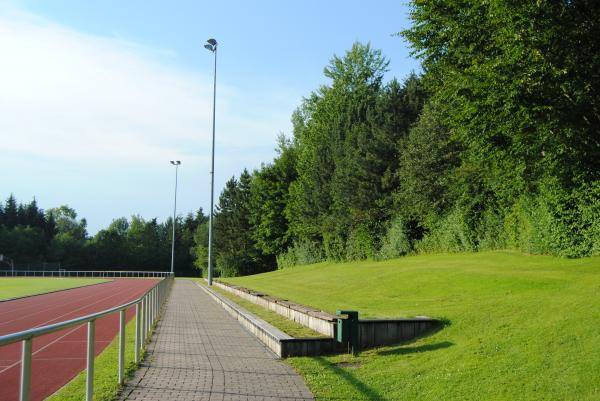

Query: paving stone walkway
[119,279,314,401]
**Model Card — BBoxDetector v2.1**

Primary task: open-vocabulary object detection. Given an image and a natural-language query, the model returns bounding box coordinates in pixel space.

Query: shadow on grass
[377,341,454,356]
[374,317,453,356]
[314,356,386,401]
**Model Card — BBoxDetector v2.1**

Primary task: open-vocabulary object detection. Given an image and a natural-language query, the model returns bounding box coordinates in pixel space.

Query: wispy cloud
[0,10,293,164]
[0,11,211,162]
[0,8,297,232]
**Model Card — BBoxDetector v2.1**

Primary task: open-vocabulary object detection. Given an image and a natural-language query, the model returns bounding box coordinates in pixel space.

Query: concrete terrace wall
[359,319,441,349]
[213,280,336,337]
[210,280,442,354]
[196,282,288,356]
[197,281,346,358]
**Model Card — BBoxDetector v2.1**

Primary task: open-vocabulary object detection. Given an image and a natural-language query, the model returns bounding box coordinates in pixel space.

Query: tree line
[206,1,599,277]
[0,194,206,276]
[3,2,598,277]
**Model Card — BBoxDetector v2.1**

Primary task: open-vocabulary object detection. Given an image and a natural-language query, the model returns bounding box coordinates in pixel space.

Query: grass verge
[46,315,142,401]
[223,251,600,401]
[0,278,109,301]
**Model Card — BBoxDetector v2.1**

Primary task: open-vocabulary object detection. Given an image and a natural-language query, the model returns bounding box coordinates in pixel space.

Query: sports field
[223,251,600,401]
[0,278,158,401]
[0,278,109,301]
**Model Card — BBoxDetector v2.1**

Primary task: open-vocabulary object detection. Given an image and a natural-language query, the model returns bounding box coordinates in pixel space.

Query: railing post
[144,296,149,340]
[20,338,32,401]
[86,320,95,401]
[149,291,153,326]
[147,291,151,327]
[152,289,156,323]
[141,299,146,345]
[118,309,126,384]
[153,288,157,322]
[135,303,141,363]
[151,289,155,323]
[149,292,153,329]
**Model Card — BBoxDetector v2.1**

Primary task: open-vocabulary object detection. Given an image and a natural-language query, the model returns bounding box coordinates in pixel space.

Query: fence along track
[0,270,171,278]
[0,273,174,401]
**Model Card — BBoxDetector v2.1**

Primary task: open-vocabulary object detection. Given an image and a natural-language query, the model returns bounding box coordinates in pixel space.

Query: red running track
[0,279,158,401]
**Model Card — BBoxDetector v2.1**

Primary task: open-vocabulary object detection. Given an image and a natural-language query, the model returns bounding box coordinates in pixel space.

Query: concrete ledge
[196,282,290,357]
[213,280,336,337]
[280,338,346,358]
[196,281,340,358]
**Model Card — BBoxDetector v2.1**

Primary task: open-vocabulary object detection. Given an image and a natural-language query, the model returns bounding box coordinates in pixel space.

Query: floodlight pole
[170,161,181,276]
[205,38,217,286]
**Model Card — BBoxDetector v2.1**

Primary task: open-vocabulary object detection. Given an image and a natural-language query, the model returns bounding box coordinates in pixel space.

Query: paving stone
[119,280,314,401]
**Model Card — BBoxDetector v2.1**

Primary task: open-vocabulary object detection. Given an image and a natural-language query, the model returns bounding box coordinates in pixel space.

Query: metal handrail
[0,274,174,401]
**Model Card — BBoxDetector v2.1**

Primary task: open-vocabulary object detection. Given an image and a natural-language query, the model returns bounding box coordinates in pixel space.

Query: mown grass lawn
[0,278,109,301]
[223,251,600,401]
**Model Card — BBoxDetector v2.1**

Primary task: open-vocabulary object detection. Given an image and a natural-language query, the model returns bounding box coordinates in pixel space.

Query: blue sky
[0,0,420,234]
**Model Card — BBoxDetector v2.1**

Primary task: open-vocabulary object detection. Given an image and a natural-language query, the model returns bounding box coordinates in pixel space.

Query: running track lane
[0,278,159,401]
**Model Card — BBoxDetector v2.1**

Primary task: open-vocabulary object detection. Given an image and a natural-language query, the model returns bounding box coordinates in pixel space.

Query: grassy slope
[0,278,109,300]
[224,251,600,401]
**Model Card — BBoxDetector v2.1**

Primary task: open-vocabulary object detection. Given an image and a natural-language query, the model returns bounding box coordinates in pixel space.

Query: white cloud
[0,12,213,162]
[0,10,293,164]
[0,8,298,233]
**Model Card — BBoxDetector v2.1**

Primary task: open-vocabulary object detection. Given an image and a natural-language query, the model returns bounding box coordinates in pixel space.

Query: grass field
[0,278,109,301]
[223,251,600,401]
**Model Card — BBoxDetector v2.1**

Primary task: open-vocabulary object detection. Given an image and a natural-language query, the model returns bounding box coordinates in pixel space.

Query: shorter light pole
[169,161,181,276]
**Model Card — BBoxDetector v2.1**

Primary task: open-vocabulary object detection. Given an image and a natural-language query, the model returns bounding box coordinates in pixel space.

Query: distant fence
[0,274,174,401]
[0,270,171,278]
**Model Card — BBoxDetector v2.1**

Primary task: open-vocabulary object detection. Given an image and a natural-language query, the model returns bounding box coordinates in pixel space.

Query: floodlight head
[204,38,217,52]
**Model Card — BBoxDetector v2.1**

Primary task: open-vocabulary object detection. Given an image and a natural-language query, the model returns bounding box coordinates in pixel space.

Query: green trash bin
[336,310,360,355]
[337,316,350,343]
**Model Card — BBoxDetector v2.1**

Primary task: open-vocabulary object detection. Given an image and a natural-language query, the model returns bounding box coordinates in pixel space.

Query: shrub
[416,208,475,253]
[276,240,323,269]
[323,231,346,261]
[502,179,600,257]
[476,208,506,251]
[378,216,411,260]
[346,224,377,260]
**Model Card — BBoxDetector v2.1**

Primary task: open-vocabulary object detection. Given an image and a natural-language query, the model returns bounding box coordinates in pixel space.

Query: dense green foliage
[5,3,599,275]
[224,252,600,400]
[0,195,206,275]
[400,0,599,257]
[205,3,599,275]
